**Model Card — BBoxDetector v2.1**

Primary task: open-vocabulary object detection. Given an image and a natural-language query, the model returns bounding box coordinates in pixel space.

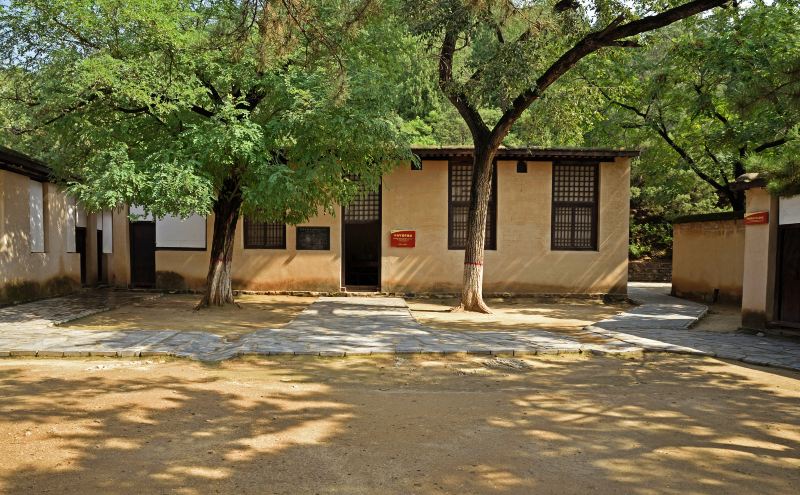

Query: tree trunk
[196,174,243,308]
[454,145,495,314]
[729,189,746,213]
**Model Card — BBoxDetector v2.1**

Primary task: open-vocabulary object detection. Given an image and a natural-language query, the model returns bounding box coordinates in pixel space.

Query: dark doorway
[776,225,800,324]
[343,185,381,290]
[129,222,156,288]
[96,230,105,284]
[76,227,87,285]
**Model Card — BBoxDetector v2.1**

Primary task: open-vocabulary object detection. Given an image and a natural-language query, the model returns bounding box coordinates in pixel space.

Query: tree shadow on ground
[407,297,630,338]
[64,294,316,336]
[0,354,798,494]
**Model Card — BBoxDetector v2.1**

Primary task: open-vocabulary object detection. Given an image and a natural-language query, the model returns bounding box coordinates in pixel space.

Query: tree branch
[587,76,649,118]
[197,74,223,105]
[754,137,788,153]
[438,30,489,142]
[190,105,215,118]
[490,0,730,149]
[653,116,726,193]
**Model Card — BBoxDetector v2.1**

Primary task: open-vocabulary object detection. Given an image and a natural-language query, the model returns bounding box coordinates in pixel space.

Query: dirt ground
[1,354,798,494]
[408,297,630,335]
[66,294,316,337]
[692,303,743,332]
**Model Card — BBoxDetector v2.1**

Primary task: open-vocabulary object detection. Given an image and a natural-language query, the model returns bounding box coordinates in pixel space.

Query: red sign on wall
[390,230,416,248]
[744,211,769,225]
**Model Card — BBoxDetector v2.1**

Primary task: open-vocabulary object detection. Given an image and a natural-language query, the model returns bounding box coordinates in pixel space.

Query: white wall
[28,180,44,253]
[66,197,76,252]
[129,205,154,221]
[76,206,87,228]
[779,195,800,225]
[156,214,206,249]
[102,210,113,253]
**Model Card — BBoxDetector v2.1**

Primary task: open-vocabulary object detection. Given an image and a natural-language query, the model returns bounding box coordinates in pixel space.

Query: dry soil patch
[0,354,797,494]
[408,297,630,336]
[65,294,315,338]
[692,303,742,333]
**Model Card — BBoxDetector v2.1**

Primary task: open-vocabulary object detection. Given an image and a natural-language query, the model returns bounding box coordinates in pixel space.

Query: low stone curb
[2,286,799,372]
[4,342,799,372]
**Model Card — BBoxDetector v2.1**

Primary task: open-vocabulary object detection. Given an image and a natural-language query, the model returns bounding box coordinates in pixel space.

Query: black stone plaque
[296,227,330,250]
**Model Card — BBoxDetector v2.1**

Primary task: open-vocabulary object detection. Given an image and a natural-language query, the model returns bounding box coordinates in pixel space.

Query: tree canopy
[0,0,412,220]
[587,0,800,211]
[0,0,413,305]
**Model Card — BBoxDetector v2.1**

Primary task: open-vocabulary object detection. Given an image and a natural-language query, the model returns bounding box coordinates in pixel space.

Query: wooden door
[76,227,87,285]
[129,222,156,287]
[777,226,800,324]
[343,186,381,289]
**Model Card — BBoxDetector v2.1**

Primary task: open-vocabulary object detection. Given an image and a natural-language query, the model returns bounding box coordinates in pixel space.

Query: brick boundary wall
[628,259,672,283]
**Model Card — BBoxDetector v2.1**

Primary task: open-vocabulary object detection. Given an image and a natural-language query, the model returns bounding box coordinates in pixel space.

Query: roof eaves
[411,146,640,161]
[0,145,52,182]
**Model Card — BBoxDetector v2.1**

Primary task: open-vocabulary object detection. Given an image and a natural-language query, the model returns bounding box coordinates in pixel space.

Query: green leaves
[588,0,800,210]
[1,0,413,223]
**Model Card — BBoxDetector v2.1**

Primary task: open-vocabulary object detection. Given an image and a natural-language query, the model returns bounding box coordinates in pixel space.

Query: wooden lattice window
[343,187,380,223]
[243,217,286,249]
[551,162,599,251]
[448,160,497,250]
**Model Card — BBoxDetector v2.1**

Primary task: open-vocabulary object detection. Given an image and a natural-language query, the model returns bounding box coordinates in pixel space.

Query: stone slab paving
[0,290,157,328]
[1,285,799,371]
[586,282,800,371]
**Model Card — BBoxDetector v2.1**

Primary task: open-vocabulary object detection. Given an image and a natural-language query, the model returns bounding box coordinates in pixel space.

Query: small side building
[1,146,79,304]
[0,146,115,304]
[736,177,800,329]
[671,174,800,330]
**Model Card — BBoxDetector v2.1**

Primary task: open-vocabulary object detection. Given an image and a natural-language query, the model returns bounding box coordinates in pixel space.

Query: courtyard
[1,285,799,494]
[1,354,798,494]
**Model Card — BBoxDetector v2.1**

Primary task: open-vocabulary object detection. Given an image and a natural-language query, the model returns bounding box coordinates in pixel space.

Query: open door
[129,221,156,288]
[342,185,381,290]
[776,225,800,325]
[76,227,87,285]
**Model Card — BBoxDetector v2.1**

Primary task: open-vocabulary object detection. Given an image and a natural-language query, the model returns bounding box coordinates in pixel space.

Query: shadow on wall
[0,276,79,306]
[385,249,628,295]
[0,180,81,304]
[0,356,797,493]
[156,271,189,291]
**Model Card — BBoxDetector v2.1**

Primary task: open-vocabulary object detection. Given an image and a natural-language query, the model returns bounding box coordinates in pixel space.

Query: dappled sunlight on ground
[408,297,631,336]
[0,354,797,494]
[64,294,316,338]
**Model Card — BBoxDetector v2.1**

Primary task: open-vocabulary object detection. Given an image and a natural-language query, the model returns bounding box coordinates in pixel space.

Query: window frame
[550,161,600,251]
[447,159,497,251]
[243,217,287,250]
[296,226,330,251]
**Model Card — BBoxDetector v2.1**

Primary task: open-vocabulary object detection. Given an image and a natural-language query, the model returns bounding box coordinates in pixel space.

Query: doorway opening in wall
[775,224,800,327]
[96,229,106,285]
[342,182,381,291]
[75,227,87,285]
[129,221,156,288]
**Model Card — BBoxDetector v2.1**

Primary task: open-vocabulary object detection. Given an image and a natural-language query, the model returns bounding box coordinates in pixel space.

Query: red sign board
[744,211,769,225]
[390,230,416,248]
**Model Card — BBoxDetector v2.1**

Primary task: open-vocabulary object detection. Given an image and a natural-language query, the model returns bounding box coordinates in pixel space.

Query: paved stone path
[587,283,800,370]
[1,285,799,371]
